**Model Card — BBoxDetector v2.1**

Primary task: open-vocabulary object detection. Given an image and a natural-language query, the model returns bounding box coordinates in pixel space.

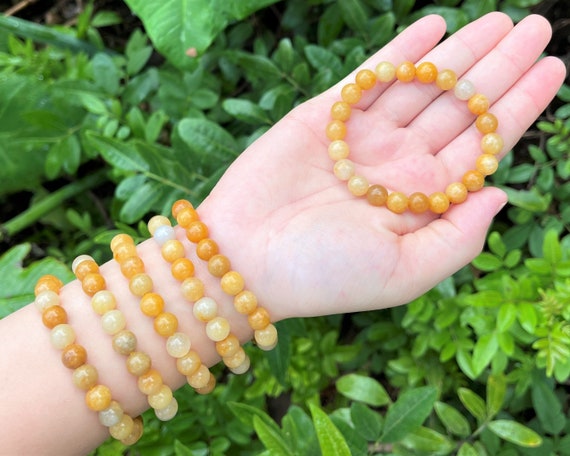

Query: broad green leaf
[458,388,486,422]
[87,133,149,172]
[434,401,471,438]
[368,12,396,47]
[336,373,391,407]
[350,402,383,441]
[518,302,538,334]
[304,45,343,77]
[380,386,437,443]
[472,252,502,272]
[177,118,239,164]
[487,420,542,447]
[173,439,195,456]
[264,320,291,386]
[497,303,517,332]
[399,426,455,454]
[309,403,351,456]
[91,52,122,96]
[543,229,562,264]
[503,186,552,212]
[472,333,499,377]
[457,442,479,456]
[338,0,370,32]
[227,402,282,435]
[486,374,506,418]
[119,180,165,223]
[462,0,497,19]
[253,415,292,456]
[222,99,272,125]
[281,406,319,456]
[531,377,565,435]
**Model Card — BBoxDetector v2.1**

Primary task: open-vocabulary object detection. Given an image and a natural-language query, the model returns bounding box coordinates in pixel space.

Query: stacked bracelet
[34,275,143,444]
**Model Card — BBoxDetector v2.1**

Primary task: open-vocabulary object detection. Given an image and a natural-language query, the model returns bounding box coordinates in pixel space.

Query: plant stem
[0,170,107,242]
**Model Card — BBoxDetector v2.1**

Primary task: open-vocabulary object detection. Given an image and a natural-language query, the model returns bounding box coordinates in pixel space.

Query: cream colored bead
[181,277,205,302]
[205,317,231,342]
[91,290,117,315]
[147,215,171,236]
[153,224,176,246]
[129,273,153,297]
[187,364,210,389]
[229,355,251,375]
[112,330,137,355]
[454,79,476,100]
[328,140,350,161]
[109,414,134,440]
[348,175,369,196]
[375,61,396,82]
[71,254,94,275]
[333,159,355,181]
[166,332,191,358]
[193,297,217,322]
[50,323,75,349]
[34,290,60,312]
[101,309,127,335]
[255,323,278,351]
[176,350,201,376]
[99,400,124,427]
[148,384,173,410]
[223,347,247,369]
[154,397,178,421]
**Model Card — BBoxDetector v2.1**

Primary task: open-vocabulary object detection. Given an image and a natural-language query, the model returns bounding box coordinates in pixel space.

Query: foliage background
[0,0,569,454]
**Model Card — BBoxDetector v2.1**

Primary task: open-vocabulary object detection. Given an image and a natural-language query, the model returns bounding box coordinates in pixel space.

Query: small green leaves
[434,402,471,438]
[458,388,487,422]
[309,403,351,456]
[336,374,391,407]
[487,420,542,448]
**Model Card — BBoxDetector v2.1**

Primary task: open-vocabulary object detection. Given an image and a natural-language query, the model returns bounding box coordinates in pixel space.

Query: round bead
[113,242,137,263]
[467,94,490,116]
[415,62,437,84]
[154,397,178,421]
[476,112,499,134]
[153,225,176,247]
[109,414,134,440]
[234,290,258,314]
[175,207,199,228]
[91,290,116,315]
[180,277,205,302]
[454,79,476,100]
[99,400,124,427]
[187,364,211,389]
[206,317,231,342]
[386,192,408,214]
[42,305,67,328]
[208,254,231,278]
[328,140,350,160]
[110,234,134,252]
[462,170,485,192]
[51,324,75,349]
[476,154,499,176]
[138,368,163,395]
[161,240,185,263]
[72,364,98,390]
[196,238,219,261]
[255,323,278,351]
[176,350,201,376]
[195,374,216,395]
[375,61,396,82]
[119,256,145,279]
[445,182,468,204]
[85,385,112,411]
[186,221,208,243]
[166,332,191,358]
[325,120,347,141]
[61,343,87,369]
[148,384,173,410]
[347,175,369,196]
[34,275,64,295]
[436,69,457,91]
[140,292,164,317]
[121,416,143,446]
[330,101,351,121]
[34,290,60,313]
[101,309,127,335]
[355,69,377,90]
[129,273,153,297]
[193,297,218,322]
[229,356,251,375]
[221,271,245,296]
[223,347,247,369]
[366,184,388,206]
[73,257,99,281]
[428,192,450,214]
[171,258,195,281]
[82,273,106,296]
[126,351,152,376]
[171,199,193,218]
[215,334,241,358]
[395,61,415,82]
[154,312,178,337]
[147,215,171,236]
[248,307,271,330]
[408,192,429,214]
[112,330,137,355]
[340,83,362,105]
[333,159,355,181]
[481,132,503,155]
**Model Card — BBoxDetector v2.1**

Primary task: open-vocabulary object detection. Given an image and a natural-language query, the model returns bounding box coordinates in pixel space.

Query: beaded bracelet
[34,275,143,444]
[326,61,503,214]
[147,214,251,375]
[110,234,216,394]
[171,200,278,351]
[71,255,177,422]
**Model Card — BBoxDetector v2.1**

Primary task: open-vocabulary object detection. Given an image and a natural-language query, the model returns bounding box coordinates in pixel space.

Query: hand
[199,12,566,321]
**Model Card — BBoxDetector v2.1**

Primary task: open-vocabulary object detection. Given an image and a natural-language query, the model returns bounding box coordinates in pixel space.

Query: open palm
[199,12,565,321]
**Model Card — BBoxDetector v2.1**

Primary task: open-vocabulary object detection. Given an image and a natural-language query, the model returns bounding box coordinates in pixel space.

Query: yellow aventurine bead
[395,61,415,82]
[72,364,98,390]
[248,307,271,330]
[91,290,117,315]
[407,192,429,214]
[34,290,60,312]
[255,323,278,350]
[208,254,231,278]
[140,292,165,317]
[223,347,247,369]
[166,332,191,358]
[355,69,377,90]
[341,83,362,104]
[467,94,490,116]
[85,384,112,411]
[234,290,258,314]
[147,215,171,236]
[193,297,218,322]
[187,364,211,389]
[476,112,499,134]
[154,312,178,337]
[109,414,134,440]
[148,384,173,410]
[481,132,504,155]
[113,242,137,263]
[445,182,468,204]
[205,316,231,342]
[101,309,127,335]
[112,330,137,355]
[428,192,450,214]
[375,61,396,82]
[220,271,245,296]
[215,334,241,357]
[328,140,350,161]
[229,356,251,375]
[436,69,457,91]
[347,175,369,196]
[129,273,153,297]
[330,101,351,121]
[476,154,499,176]
[195,374,216,395]
[176,350,201,376]
[415,62,438,84]
[82,273,106,296]
[180,277,205,302]
[138,368,163,395]
[99,400,124,427]
[154,397,178,421]
[325,120,347,141]
[121,416,144,445]
[110,233,134,252]
[126,351,151,376]
[386,192,408,214]
[161,240,185,263]
[333,159,355,181]
[51,323,75,349]
[462,170,485,192]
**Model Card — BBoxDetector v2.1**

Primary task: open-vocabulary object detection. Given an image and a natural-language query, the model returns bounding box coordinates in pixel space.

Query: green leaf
[338,0,370,32]
[87,132,149,172]
[472,252,502,272]
[177,118,239,164]
[264,320,291,386]
[399,426,455,454]
[458,387,487,422]
[227,402,282,435]
[497,303,517,332]
[472,333,499,377]
[487,420,542,447]
[223,99,272,125]
[487,231,507,257]
[531,377,565,435]
[309,403,351,456]
[304,45,343,77]
[253,415,292,456]
[543,229,562,264]
[119,180,165,223]
[350,402,383,441]
[336,373,391,407]
[281,406,319,456]
[486,374,506,418]
[380,386,437,443]
[434,401,471,438]
[457,442,479,456]
[503,186,552,212]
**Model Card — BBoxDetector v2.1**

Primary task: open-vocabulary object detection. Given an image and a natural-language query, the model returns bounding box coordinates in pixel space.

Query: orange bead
[462,170,485,192]
[366,184,388,206]
[355,69,377,90]
[436,69,457,91]
[386,192,408,214]
[341,83,362,104]
[61,343,87,369]
[481,133,504,155]
[247,307,271,330]
[121,415,144,446]
[140,292,164,317]
[187,364,211,389]
[161,240,185,263]
[171,258,195,281]
[85,385,112,411]
[195,374,216,395]
[415,62,438,84]
[234,290,258,314]
[476,112,498,134]
[110,233,134,253]
[34,275,64,295]
[120,256,145,279]
[215,334,241,357]
[221,271,245,296]
[196,239,219,261]
[180,277,205,302]
[467,94,490,116]
[330,101,351,121]
[186,221,208,243]
[171,199,193,218]
[42,305,68,329]
[176,350,201,376]
[137,368,163,395]
[476,154,499,176]
[113,242,137,263]
[82,273,106,296]
[75,259,99,282]
[396,61,416,82]
[325,120,347,141]
[176,206,200,228]
[154,312,178,337]
[445,182,468,204]
[428,192,450,214]
[408,192,429,214]
[208,254,231,278]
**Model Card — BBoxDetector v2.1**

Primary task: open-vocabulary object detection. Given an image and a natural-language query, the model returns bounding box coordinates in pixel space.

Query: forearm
[0,210,260,455]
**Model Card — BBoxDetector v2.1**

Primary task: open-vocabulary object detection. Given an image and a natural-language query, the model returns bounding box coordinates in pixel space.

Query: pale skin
[0,11,565,455]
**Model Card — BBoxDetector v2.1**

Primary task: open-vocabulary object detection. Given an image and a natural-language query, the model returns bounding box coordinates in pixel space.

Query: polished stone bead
[166,332,191,358]
[221,271,245,296]
[112,330,137,355]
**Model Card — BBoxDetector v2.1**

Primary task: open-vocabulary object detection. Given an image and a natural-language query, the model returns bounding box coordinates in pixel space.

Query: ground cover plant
[0,0,569,454]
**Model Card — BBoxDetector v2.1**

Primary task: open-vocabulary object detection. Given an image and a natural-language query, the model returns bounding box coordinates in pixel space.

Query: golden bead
[195,374,216,395]
[223,347,247,369]
[221,271,245,296]
[186,221,208,243]
[61,343,87,369]
[476,154,499,176]
[180,277,205,302]
[375,61,396,83]
[462,170,485,192]
[445,182,468,204]
[42,305,67,329]
[120,416,143,445]
[113,242,137,263]
[140,292,164,317]
[154,397,178,421]
[407,192,429,214]
[176,350,201,376]
[476,112,498,134]
[396,61,415,82]
[120,256,145,279]
[81,273,106,296]
[161,240,185,263]
[355,69,377,90]
[428,192,450,214]
[255,323,278,351]
[328,140,350,161]
[415,62,438,84]
[193,297,218,322]
[366,184,388,206]
[110,233,134,252]
[72,364,98,390]
[129,273,153,297]
[215,334,241,358]
[34,290,60,313]
[154,312,178,337]
[208,254,231,277]
[109,414,134,440]
[481,132,504,155]
[247,307,271,330]
[196,238,219,261]
[72,255,98,280]
[234,290,258,314]
[112,330,137,355]
[386,192,408,214]
[148,385,173,410]
[436,69,457,91]
[467,94,490,116]
[205,317,231,342]
[171,199,194,218]
[34,274,64,295]
[137,368,163,395]
[330,101,351,121]
[171,258,195,281]
[147,215,171,236]
[341,83,362,104]
[333,158,355,181]
[176,206,200,228]
[126,351,151,376]
[85,384,112,411]
[166,332,191,358]
[347,175,369,196]
[91,290,116,315]
[325,120,347,141]
[187,364,211,389]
